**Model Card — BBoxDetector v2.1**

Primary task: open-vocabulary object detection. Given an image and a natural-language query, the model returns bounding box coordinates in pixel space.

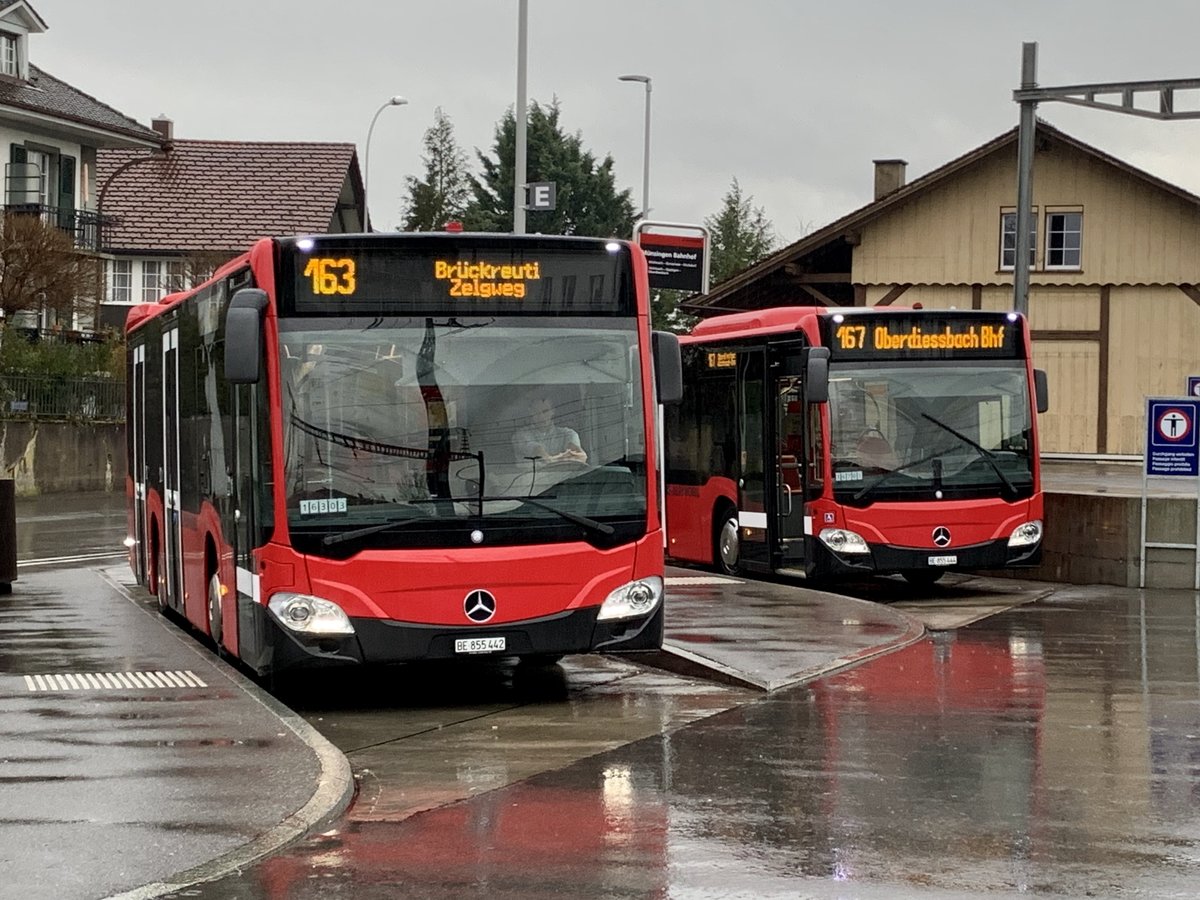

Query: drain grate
[23,670,208,692]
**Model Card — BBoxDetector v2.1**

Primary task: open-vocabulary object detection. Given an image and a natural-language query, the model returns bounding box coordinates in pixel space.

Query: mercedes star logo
[932,526,952,548]
[464,589,497,623]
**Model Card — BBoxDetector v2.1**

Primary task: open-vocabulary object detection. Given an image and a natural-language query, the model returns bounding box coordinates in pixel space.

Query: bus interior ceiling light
[597,576,663,621]
[268,592,356,635]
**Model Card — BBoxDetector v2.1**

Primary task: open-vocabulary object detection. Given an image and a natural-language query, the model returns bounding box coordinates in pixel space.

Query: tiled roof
[0,65,162,145]
[97,140,360,253]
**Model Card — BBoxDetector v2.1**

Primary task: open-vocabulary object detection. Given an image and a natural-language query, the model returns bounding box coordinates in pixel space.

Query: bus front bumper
[238,598,664,673]
[810,536,1043,579]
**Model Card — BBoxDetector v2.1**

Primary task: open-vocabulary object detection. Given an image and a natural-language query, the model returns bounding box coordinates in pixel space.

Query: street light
[618,74,652,219]
[364,94,408,231]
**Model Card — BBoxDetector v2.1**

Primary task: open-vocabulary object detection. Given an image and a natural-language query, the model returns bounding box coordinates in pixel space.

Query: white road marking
[22,670,209,692]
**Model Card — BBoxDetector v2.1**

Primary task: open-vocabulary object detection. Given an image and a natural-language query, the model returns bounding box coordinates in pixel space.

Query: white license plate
[454,637,506,654]
[928,555,958,566]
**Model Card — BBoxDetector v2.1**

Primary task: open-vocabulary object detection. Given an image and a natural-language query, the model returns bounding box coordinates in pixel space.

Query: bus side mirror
[1034,368,1049,413]
[652,331,683,405]
[806,348,830,404]
[225,288,269,384]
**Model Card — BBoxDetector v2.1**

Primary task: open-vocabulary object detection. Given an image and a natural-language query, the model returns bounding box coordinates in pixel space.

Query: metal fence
[0,375,125,422]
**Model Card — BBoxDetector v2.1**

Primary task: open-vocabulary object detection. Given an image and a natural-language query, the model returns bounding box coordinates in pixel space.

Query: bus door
[771,347,809,572]
[161,326,183,611]
[131,342,147,584]
[736,350,770,570]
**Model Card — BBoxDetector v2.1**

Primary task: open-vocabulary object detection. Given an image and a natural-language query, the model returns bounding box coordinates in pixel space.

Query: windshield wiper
[409,494,614,537]
[920,413,1018,498]
[851,448,945,502]
[321,515,442,546]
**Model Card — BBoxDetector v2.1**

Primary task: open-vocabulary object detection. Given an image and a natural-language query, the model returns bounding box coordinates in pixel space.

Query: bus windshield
[278,316,647,555]
[828,361,1034,506]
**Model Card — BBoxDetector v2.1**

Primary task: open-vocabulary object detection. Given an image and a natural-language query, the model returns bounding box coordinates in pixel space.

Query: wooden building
[684,122,1200,456]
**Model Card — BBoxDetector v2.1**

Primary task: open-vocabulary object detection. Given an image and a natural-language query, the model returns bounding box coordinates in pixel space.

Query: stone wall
[0,421,125,495]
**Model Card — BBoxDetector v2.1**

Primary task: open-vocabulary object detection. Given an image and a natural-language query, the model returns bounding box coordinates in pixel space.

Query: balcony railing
[2,203,114,253]
[0,374,125,422]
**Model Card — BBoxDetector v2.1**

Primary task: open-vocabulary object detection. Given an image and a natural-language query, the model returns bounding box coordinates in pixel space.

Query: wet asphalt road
[12,493,1200,898]
[153,583,1200,900]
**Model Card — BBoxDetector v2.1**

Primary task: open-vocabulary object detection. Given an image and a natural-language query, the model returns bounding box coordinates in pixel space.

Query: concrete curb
[98,567,355,900]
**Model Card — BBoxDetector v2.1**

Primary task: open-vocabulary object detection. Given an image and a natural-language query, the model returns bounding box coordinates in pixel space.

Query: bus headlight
[1008,520,1043,548]
[819,528,870,555]
[597,576,664,621]
[268,592,356,635]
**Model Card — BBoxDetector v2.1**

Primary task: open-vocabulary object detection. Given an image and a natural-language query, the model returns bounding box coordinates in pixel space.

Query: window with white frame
[109,259,132,303]
[141,259,188,302]
[1045,211,1083,269]
[999,211,1037,270]
[141,261,162,302]
[0,33,16,77]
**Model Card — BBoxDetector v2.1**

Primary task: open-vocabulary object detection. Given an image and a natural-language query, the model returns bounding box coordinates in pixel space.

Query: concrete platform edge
[633,594,928,692]
[96,567,356,900]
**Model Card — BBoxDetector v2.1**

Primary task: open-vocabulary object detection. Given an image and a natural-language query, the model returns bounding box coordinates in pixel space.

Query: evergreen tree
[705,178,778,286]
[401,107,471,231]
[462,99,636,237]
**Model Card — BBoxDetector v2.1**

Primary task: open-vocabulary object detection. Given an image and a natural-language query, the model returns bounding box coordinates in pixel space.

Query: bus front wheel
[714,507,741,576]
[207,572,224,649]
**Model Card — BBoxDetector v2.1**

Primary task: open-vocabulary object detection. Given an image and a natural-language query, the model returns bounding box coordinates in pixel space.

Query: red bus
[664,306,1047,584]
[125,233,681,674]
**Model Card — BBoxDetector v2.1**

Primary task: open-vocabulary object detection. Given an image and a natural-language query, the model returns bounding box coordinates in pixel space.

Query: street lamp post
[618,74,652,219]
[364,94,408,231]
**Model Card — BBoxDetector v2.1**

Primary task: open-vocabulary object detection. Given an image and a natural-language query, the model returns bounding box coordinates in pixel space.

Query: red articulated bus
[125,233,682,674]
[663,306,1047,584]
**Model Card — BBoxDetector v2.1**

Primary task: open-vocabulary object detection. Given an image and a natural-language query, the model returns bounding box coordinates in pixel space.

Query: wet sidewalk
[0,563,353,900]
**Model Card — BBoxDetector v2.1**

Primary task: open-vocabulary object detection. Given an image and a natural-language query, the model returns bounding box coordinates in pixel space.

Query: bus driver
[512,395,587,464]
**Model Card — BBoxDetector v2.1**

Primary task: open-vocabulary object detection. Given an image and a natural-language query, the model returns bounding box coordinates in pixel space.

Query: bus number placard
[303,258,356,296]
[706,351,736,369]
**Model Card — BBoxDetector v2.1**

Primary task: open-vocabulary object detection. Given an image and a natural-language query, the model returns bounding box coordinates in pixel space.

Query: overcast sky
[32,0,1200,244]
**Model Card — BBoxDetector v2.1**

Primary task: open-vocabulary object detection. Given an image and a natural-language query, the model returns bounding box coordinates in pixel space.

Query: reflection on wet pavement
[171,584,1200,899]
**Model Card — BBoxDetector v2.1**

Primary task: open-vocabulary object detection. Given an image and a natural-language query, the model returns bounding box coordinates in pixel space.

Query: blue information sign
[1146,398,1200,477]
[1188,376,1200,398]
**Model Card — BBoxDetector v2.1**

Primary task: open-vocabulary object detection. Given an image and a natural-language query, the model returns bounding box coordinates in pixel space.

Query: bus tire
[207,571,224,650]
[714,504,741,576]
[153,537,168,613]
[902,570,946,587]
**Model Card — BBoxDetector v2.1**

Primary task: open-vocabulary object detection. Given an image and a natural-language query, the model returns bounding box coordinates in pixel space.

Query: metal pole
[513,0,528,235]
[641,79,652,218]
[364,96,407,233]
[1014,41,1038,316]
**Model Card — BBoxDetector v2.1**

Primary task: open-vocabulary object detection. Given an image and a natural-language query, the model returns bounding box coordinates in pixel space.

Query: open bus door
[771,346,810,574]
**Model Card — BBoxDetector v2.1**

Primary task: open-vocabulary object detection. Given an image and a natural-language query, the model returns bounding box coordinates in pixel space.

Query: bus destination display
[822,313,1023,360]
[284,238,633,316]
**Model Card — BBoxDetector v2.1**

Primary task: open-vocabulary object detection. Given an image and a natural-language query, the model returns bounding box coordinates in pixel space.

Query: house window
[141,261,162,302]
[164,260,185,292]
[0,33,16,77]
[1045,212,1083,269]
[109,260,132,304]
[1000,211,1036,270]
